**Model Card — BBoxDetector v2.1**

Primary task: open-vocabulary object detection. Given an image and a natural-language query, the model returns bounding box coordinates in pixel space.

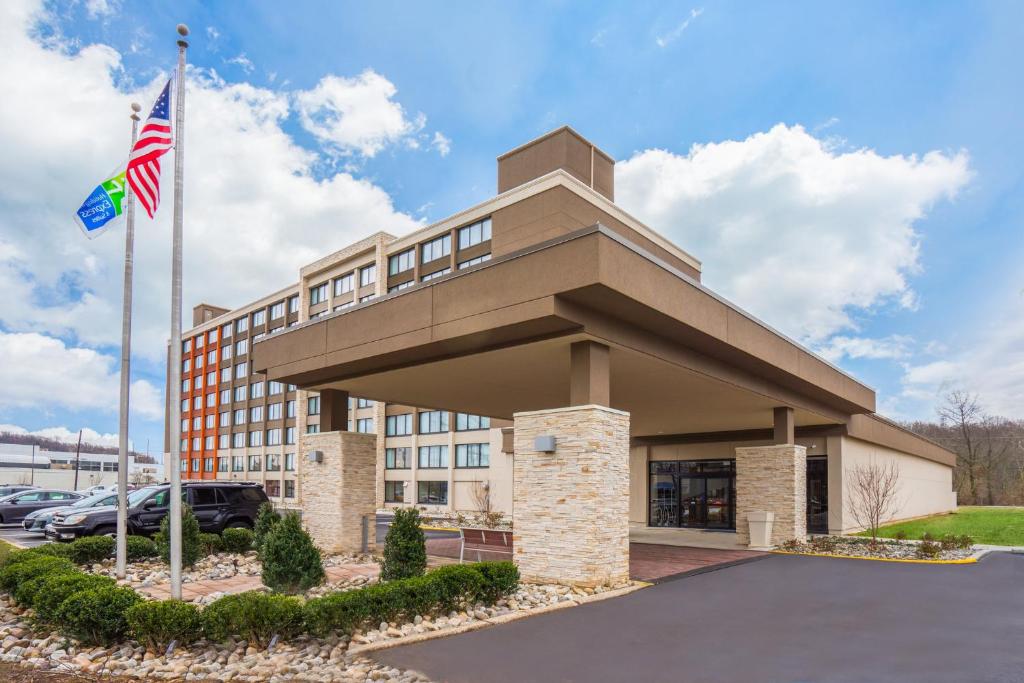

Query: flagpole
[116,101,142,580]
[169,22,189,601]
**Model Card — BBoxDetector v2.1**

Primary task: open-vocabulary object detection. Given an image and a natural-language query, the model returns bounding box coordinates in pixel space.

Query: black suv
[46,482,269,541]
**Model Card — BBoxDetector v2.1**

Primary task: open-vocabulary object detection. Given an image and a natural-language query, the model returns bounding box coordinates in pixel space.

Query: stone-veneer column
[298,430,377,553]
[735,444,807,546]
[513,405,630,587]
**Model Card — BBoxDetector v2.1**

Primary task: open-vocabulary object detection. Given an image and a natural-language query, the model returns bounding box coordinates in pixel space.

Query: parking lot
[0,523,48,548]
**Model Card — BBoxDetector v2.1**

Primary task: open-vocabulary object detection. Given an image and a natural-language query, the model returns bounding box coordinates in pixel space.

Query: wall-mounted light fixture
[533,435,556,453]
[307,450,323,464]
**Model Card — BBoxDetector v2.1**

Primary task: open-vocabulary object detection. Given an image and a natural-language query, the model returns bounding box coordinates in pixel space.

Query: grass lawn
[0,538,15,565]
[866,506,1024,546]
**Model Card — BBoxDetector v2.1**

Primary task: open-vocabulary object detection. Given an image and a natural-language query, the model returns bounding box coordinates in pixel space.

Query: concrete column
[773,406,795,445]
[569,340,610,407]
[513,405,630,587]
[320,389,349,432]
[735,444,807,546]
[298,430,377,553]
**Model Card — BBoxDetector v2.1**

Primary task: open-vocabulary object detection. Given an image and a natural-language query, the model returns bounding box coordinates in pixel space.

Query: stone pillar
[298,430,377,553]
[735,444,807,546]
[513,405,629,587]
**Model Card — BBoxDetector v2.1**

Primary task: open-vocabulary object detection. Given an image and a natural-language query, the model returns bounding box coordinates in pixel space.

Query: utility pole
[30,443,35,486]
[73,429,83,491]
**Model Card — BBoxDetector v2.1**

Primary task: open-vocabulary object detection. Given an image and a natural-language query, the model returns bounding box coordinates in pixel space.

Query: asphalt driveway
[375,552,1024,683]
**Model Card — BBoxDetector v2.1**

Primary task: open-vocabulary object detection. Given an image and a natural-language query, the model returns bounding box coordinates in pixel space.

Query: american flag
[126,80,173,219]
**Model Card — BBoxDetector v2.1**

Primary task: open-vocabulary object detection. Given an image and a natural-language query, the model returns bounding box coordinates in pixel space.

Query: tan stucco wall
[836,435,956,533]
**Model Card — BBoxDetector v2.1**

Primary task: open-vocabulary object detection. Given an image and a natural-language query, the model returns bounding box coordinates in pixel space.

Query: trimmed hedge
[203,591,303,647]
[126,599,203,650]
[33,572,116,624]
[0,555,74,593]
[56,585,142,645]
[474,561,520,603]
[127,535,159,561]
[13,565,78,606]
[221,527,255,554]
[68,536,115,565]
[199,532,223,556]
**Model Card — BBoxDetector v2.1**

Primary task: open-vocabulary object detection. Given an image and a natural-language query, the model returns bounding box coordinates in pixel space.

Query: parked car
[22,490,119,533]
[0,489,84,524]
[46,482,269,541]
[0,485,36,498]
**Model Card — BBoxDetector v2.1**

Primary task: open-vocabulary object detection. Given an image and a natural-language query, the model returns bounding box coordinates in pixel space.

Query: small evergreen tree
[380,507,427,581]
[260,512,325,594]
[155,504,202,568]
[253,502,281,557]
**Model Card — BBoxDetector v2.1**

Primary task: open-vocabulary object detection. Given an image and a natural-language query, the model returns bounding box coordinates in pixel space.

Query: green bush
[0,554,74,593]
[202,591,303,647]
[894,530,908,541]
[221,527,254,554]
[380,507,426,581]
[261,513,324,594]
[155,505,202,568]
[33,571,116,624]
[940,533,974,551]
[199,532,223,556]
[473,561,519,602]
[126,599,203,650]
[126,535,159,561]
[916,539,942,559]
[68,535,115,565]
[427,564,485,611]
[56,585,142,645]
[253,503,281,556]
[13,565,78,606]
[26,543,74,561]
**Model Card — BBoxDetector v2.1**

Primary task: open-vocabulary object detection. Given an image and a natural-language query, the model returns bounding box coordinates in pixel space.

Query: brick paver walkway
[138,562,380,600]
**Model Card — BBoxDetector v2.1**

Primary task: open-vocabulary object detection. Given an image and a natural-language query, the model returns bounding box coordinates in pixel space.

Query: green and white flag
[74,166,127,239]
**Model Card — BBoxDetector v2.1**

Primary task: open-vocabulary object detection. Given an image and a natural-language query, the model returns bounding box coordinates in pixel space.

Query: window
[458,218,492,249]
[385,481,405,503]
[385,414,412,436]
[222,323,232,338]
[234,409,246,425]
[266,428,281,446]
[181,399,189,413]
[286,400,296,418]
[266,453,281,470]
[266,480,280,497]
[221,345,232,361]
[232,432,245,448]
[218,434,230,449]
[456,443,490,468]
[220,389,230,404]
[360,264,376,287]
[205,414,215,429]
[221,367,231,383]
[285,427,295,445]
[181,379,189,393]
[357,398,374,408]
[269,326,283,335]
[208,350,216,364]
[306,424,320,434]
[182,358,191,372]
[388,280,414,294]
[217,456,228,472]
[192,458,200,472]
[193,396,202,409]
[421,234,451,263]
[248,430,263,447]
[195,354,203,369]
[284,452,296,471]
[235,362,248,379]
[250,382,264,399]
[234,386,247,402]
[236,317,248,334]
[284,480,295,498]
[206,371,215,387]
[268,381,283,395]
[192,416,202,431]
[267,402,282,420]
[209,328,218,343]
[248,454,262,471]
[385,447,411,469]
[356,418,374,433]
[183,339,192,353]
[456,413,491,431]
[334,273,354,296]
[270,302,284,319]
[236,339,248,355]
[252,310,265,326]
[418,445,448,468]
[418,481,448,505]
[288,295,299,313]
[219,412,230,427]
[181,418,189,432]
[334,301,355,312]
[419,410,449,434]
[420,267,450,282]
[194,376,202,390]
[250,406,263,422]
[309,282,328,305]
[204,457,214,472]
[232,455,244,471]
[196,335,204,349]
[192,437,201,451]
[389,249,415,275]
[307,396,320,415]
[359,294,376,303]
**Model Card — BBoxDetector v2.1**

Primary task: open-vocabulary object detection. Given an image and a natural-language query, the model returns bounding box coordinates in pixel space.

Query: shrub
[199,533,223,556]
[155,505,202,568]
[261,513,325,594]
[427,564,485,611]
[222,527,255,554]
[56,585,142,645]
[13,565,78,606]
[33,571,116,624]
[940,533,974,551]
[203,591,303,647]
[68,535,115,565]
[916,539,942,559]
[0,554,74,593]
[27,543,74,561]
[126,599,203,650]
[473,561,519,602]
[380,507,427,581]
[127,535,159,561]
[809,536,840,554]
[253,503,281,556]
[921,531,937,542]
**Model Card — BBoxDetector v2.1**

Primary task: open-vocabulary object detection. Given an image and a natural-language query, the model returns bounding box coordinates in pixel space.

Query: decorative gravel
[779,536,975,561]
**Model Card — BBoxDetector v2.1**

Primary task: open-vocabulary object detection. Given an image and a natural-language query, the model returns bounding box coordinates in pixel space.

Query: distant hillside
[0,432,155,463]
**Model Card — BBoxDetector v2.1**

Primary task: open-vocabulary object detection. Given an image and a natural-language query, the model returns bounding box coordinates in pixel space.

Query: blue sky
[0,0,1021,456]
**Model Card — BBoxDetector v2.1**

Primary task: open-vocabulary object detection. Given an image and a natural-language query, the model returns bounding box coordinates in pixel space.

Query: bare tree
[846,461,901,545]
[937,390,983,503]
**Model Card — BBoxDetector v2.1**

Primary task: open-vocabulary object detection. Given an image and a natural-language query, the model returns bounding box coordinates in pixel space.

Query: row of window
[180,382,296,414]
[384,443,490,469]
[182,425,299,452]
[182,296,301,353]
[384,480,449,505]
[182,453,298,473]
[384,412,490,436]
[310,264,377,306]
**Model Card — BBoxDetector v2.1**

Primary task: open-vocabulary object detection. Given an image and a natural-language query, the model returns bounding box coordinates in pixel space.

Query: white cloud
[295,70,427,157]
[0,423,121,449]
[818,334,913,363]
[0,0,422,364]
[617,123,971,344]
[84,0,118,19]
[0,332,162,419]
[655,8,704,48]
[431,131,452,157]
[225,52,254,74]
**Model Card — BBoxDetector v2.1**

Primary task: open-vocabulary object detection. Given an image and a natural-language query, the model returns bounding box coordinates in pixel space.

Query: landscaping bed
[778,535,976,561]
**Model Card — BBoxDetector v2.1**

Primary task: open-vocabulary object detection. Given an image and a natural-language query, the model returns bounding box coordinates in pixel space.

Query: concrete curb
[771,550,978,565]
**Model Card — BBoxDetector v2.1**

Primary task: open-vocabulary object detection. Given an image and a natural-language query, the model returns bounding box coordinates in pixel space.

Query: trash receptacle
[747,511,775,549]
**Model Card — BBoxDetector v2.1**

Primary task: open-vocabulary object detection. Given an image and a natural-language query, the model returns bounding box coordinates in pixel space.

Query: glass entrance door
[806,457,828,534]
[649,460,735,529]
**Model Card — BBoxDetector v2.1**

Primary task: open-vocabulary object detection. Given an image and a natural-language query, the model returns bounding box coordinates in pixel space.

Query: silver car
[22,491,118,533]
[0,489,83,524]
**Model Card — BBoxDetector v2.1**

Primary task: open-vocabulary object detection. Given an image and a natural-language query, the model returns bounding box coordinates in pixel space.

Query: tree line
[0,431,156,463]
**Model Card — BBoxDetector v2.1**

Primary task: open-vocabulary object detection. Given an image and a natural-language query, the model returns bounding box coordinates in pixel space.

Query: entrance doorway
[806,457,828,534]
[649,460,736,529]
